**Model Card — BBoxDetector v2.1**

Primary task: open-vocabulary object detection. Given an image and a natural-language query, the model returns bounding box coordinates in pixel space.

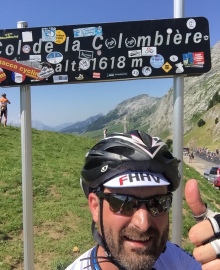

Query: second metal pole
[171,0,185,246]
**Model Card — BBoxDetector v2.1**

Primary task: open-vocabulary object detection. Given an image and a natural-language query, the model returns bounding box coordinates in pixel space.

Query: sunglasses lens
[108,195,137,216]
[148,196,171,216]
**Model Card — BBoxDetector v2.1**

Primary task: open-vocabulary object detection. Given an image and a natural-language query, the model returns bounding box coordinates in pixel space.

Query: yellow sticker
[55,30,66,44]
[162,62,172,73]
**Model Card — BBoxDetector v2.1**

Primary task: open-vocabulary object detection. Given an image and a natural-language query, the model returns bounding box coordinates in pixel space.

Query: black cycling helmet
[81,130,181,197]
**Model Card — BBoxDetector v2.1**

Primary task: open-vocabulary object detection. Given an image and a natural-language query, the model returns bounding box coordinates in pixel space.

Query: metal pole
[123,116,128,133]
[17,21,34,270]
[171,0,184,246]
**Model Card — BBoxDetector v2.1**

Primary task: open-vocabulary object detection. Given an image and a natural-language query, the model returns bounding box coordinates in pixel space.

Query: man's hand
[185,179,220,269]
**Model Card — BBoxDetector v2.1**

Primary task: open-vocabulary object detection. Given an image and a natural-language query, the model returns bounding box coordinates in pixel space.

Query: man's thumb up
[185,179,207,217]
[185,179,220,268]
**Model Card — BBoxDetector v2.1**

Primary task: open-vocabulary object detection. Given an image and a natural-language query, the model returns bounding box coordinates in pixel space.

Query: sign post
[172,0,184,247]
[17,21,34,270]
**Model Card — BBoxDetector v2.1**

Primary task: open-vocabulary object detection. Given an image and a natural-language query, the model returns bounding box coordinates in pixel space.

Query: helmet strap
[91,198,111,257]
[91,198,127,270]
[91,220,108,253]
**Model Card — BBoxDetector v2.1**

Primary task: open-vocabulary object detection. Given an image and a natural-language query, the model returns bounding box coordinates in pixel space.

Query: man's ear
[88,193,99,222]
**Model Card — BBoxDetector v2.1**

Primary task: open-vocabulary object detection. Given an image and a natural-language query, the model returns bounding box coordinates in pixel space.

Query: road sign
[0,17,211,87]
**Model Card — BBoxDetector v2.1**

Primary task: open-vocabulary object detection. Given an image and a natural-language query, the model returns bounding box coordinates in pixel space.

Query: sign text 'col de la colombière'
[0,17,211,87]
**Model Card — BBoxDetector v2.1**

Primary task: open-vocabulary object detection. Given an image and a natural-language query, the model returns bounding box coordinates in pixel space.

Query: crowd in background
[195,147,220,161]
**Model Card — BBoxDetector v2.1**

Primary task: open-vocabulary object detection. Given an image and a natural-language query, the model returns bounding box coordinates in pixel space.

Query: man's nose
[130,203,152,232]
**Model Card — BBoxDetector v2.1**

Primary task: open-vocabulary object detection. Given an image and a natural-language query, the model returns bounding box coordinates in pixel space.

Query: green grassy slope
[0,126,220,270]
[0,126,96,270]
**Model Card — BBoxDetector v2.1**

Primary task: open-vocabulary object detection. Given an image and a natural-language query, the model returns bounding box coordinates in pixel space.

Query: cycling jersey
[65,241,201,270]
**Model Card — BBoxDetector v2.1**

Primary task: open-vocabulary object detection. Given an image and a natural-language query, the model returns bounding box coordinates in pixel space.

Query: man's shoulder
[65,247,95,270]
[165,241,195,257]
[153,241,201,269]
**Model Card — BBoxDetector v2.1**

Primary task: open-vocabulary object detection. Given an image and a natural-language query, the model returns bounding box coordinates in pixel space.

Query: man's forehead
[104,185,168,198]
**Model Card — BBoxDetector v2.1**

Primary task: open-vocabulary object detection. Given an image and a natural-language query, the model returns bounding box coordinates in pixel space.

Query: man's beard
[104,224,169,270]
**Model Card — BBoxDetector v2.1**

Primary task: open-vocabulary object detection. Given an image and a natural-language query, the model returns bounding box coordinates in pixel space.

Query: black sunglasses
[95,191,172,217]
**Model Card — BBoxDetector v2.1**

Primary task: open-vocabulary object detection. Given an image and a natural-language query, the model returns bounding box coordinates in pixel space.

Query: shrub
[165,138,173,151]
[207,90,220,110]
[197,118,206,127]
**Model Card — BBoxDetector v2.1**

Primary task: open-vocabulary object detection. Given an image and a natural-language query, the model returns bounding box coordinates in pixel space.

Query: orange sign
[0,57,42,80]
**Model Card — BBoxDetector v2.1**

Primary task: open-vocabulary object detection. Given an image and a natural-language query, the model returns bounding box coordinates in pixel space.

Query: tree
[208,99,214,110]
[165,139,173,151]
[197,118,206,127]
[207,90,220,110]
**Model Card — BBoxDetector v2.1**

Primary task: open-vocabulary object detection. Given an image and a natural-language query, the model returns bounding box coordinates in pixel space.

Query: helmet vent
[84,160,103,169]
[106,146,134,157]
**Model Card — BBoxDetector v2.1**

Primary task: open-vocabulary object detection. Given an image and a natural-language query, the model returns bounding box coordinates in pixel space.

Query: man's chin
[114,249,157,270]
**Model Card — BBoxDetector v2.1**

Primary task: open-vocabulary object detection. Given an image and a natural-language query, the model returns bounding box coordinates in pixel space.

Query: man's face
[93,186,169,270]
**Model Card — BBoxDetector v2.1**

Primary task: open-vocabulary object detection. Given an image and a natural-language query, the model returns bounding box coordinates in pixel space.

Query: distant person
[0,93,11,127]
[189,152,194,163]
[103,128,108,138]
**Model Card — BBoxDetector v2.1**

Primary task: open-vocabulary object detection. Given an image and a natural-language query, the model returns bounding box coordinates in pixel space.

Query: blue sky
[0,0,219,126]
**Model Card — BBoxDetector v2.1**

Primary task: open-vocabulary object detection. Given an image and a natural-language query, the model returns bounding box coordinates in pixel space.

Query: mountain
[9,117,53,131]
[9,114,101,133]
[84,41,220,139]
[31,120,54,131]
[52,122,74,132]
[85,94,160,132]
[149,41,220,137]
[184,103,220,149]
[60,113,103,133]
